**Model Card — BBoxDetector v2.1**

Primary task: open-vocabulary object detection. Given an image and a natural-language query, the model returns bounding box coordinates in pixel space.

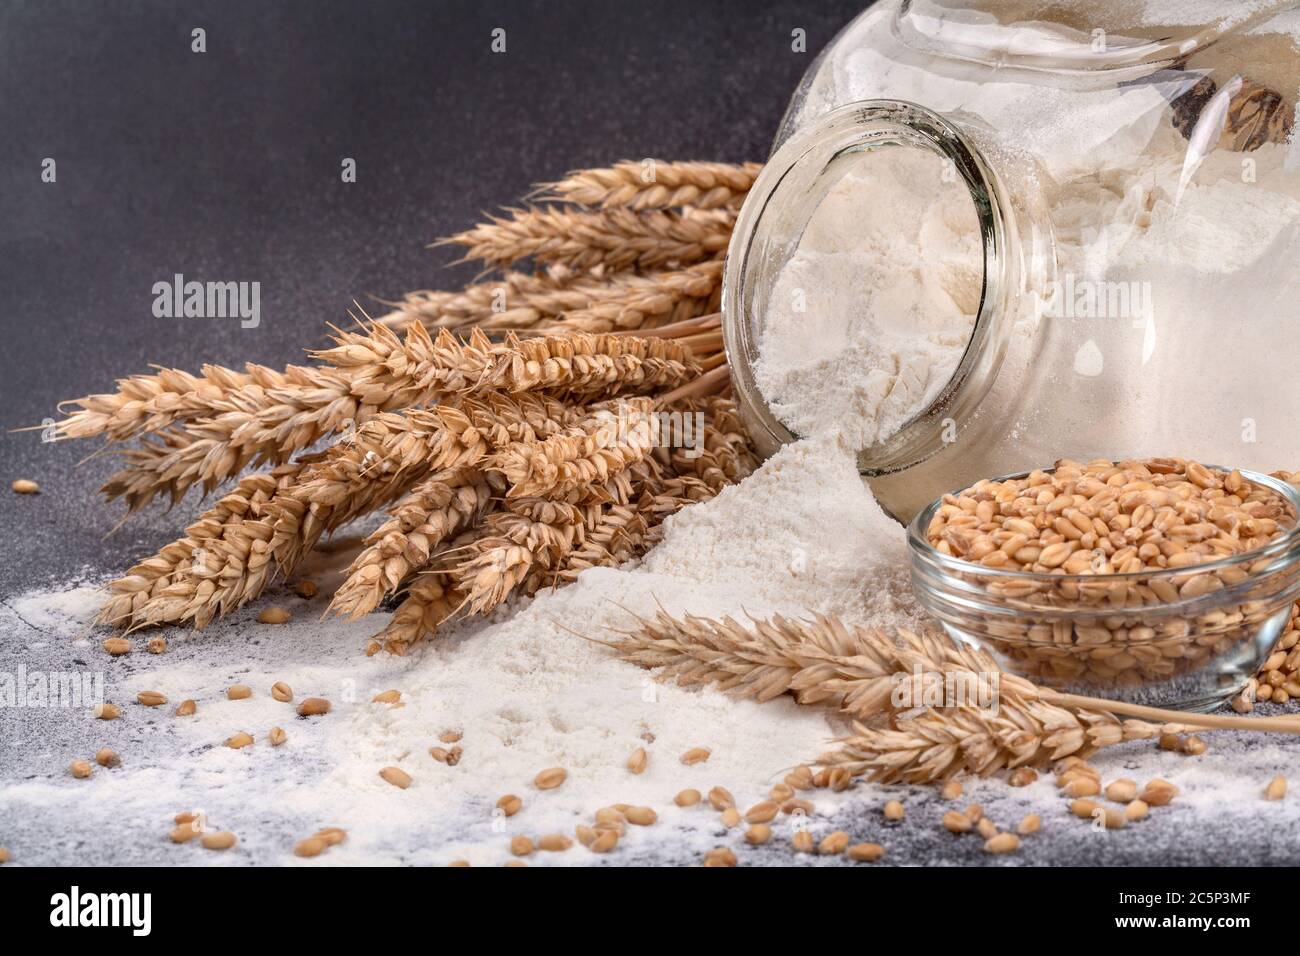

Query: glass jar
[724,0,1300,523]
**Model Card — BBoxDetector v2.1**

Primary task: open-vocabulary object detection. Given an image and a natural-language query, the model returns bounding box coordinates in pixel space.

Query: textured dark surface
[0,0,861,597]
[3,1,1296,872]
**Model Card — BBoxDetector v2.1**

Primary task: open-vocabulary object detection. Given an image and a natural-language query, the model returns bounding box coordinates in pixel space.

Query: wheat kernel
[379,766,412,789]
[1008,768,1038,787]
[744,824,772,845]
[680,747,711,765]
[294,579,317,598]
[70,759,93,779]
[883,800,905,822]
[848,842,885,862]
[1063,777,1100,798]
[297,698,330,717]
[534,767,566,790]
[258,607,291,624]
[225,732,253,749]
[1181,735,1207,756]
[497,794,522,816]
[769,783,794,802]
[942,811,972,833]
[707,786,735,810]
[136,691,166,707]
[940,780,963,800]
[94,703,119,720]
[1070,799,1100,819]
[720,807,741,828]
[268,726,287,746]
[977,818,998,840]
[295,837,327,858]
[372,689,401,704]
[704,846,736,866]
[625,806,658,826]
[538,833,572,852]
[315,827,346,846]
[792,830,814,853]
[674,789,701,807]
[439,730,462,743]
[1125,800,1150,821]
[627,747,648,774]
[11,479,39,494]
[271,682,293,702]
[103,638,131,656]
[227,684,252,700]
[169,825,199,843]
[1140,779,1179,806]
[201,831,237,850]
[589,830,619,853]
[510,835,534,857]
[1105,779,1137,803]
[95,748,119,768]
[1017,814,1041,835]
[146,637,167,654]
[1265,776,1287,800]
[744,801,779,824]
[818,831,849,855]
[985,833,1021,854]
[174,699,196,716]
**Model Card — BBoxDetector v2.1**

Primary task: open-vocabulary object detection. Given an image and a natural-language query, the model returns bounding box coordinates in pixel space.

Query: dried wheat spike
[603,610,908,713]
[374,574,466,652]
[108,404,499,630]
[97,463,304,627]
[443,206,734,272]
[535,161,763,211]
[489,398,659,500]
[77,331,661,513]
[316,324,700,402]
[376,261,721,334]
[328,469,500,620]
[447,511,585,616]
[820,705,1184,785]
[668,396,759,490]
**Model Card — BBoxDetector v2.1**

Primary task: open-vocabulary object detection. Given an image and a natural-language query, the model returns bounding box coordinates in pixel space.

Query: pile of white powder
[753,147,983,448]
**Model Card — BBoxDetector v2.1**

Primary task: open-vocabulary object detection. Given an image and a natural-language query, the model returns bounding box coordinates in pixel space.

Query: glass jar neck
[723,99,1019,475]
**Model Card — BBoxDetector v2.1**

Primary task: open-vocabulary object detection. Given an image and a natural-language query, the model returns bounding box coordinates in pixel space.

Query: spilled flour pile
[0,436,932,865]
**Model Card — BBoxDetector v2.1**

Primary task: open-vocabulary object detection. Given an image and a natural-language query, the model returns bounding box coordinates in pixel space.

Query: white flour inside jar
[753,147,983,448]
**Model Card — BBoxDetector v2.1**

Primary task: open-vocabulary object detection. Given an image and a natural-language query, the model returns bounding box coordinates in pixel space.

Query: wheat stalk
[534,160,762,211]
[375,261,722,334]
[602,609,1300,783]
[105,400,501,629]
[442,206,734,272]
[822,705,1187,785]
[59,328,696,513]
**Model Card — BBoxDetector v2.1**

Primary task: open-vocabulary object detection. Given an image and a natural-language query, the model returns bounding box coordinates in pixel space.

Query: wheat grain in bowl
[908,457,1300,711]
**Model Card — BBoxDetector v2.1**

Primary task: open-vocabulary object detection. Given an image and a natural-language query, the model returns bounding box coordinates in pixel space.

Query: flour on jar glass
[752,147,982,449]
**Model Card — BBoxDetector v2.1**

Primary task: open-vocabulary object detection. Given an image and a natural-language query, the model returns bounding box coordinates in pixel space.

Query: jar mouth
[722,99,1012,474]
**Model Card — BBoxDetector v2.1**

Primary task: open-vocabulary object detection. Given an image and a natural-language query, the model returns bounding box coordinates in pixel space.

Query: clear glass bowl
[907,466,1300,711]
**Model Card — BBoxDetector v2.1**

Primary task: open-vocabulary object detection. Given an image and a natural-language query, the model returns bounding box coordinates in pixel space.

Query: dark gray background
[0,0,860,595]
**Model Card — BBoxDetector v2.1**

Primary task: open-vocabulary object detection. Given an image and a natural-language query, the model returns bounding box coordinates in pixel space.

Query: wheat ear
[105,405,495,630]
[441,206,734,272]
[375,261,721,334]
[533,161,762,211]
[97,463,305,627]
[327,469,500,621]
[488,398,660,500]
